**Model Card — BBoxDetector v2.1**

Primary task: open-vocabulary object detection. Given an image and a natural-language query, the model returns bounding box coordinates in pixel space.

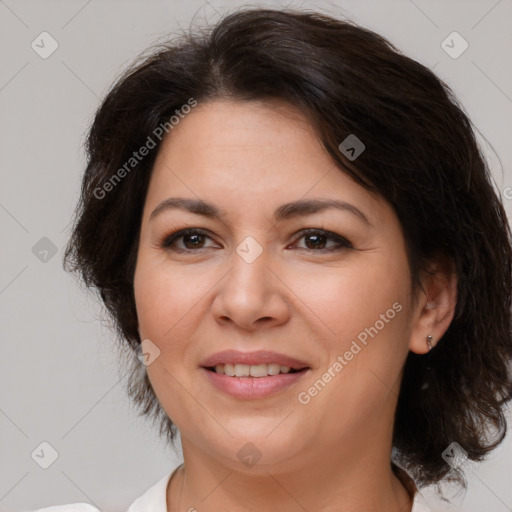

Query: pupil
[185,234,203,248]
[307,234,325,249]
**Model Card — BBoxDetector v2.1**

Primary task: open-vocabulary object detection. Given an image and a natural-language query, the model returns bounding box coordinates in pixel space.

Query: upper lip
[200,350,310,370]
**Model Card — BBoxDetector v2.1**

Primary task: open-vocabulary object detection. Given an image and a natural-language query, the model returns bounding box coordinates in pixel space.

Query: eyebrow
[149,197,371,226]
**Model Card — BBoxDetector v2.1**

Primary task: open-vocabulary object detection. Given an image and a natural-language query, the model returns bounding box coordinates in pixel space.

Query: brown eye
[292,229,352,252]
[160,229,217,251]
[159,228,352,254]
[303,232,328,250]
[181,233,206,249]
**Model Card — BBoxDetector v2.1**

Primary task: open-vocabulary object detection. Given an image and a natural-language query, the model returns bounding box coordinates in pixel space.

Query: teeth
[213,363,296,377]
[249,364,267,377]
[235,364,250,377]
[268,363,281,375]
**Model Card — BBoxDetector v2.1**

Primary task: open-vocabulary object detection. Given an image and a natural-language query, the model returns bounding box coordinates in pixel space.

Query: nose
[210,244,291,331]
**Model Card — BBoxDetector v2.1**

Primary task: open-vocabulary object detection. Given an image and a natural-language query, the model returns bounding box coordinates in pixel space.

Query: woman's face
[134,99,420,470]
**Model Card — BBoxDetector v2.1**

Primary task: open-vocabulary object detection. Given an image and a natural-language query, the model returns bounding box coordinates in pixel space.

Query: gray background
[1,0,511,511]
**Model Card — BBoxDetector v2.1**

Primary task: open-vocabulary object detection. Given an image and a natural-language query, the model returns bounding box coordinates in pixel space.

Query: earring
[421,335,434,390]
[426,335,433,371]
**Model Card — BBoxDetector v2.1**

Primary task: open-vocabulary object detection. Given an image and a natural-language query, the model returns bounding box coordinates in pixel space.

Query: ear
[409,253,458,354]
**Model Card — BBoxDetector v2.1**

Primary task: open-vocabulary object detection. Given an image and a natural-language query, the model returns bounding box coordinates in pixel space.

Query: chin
[211,420,310,468]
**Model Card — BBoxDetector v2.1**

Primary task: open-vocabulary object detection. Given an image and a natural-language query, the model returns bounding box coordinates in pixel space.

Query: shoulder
[23,468,177,512]
[411,492,432,512]
[24,505,100,512]
[412,490,457,512]
[127,468,178,511]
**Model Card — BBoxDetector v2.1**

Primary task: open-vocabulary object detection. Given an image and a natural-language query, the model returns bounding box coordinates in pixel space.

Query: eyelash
[157,228,353,253]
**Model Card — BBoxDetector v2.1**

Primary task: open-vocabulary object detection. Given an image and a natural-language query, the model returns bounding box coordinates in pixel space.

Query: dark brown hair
[63,8,512,488]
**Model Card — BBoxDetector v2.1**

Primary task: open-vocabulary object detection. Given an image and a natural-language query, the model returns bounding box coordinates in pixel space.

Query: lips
[200,350,311,399]
[200,350,310,370]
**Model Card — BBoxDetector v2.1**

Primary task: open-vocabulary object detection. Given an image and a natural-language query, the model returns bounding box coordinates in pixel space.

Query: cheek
[134,254,202,340]
[295,254,413,416]
[133,254,221,391]
[291,256,410,346]
[133,258,204,425]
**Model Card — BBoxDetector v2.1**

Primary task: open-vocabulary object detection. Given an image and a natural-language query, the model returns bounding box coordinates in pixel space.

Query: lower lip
[201,367,309,399]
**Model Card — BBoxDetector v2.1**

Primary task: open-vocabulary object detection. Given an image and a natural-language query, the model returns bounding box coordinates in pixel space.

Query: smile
[207,363,300,377]
[200,350,311,399]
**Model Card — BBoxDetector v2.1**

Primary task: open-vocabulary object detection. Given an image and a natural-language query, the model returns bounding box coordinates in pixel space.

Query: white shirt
[28,466,432,512]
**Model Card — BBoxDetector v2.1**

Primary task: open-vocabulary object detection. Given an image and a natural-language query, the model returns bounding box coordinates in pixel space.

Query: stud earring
[421,335,434,390]
[426,335,433,372]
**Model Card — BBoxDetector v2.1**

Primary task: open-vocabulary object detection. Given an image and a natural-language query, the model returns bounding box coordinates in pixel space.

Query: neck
[167,441,414,512]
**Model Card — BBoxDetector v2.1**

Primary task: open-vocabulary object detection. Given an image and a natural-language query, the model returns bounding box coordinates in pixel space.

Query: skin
[133,99,457,512]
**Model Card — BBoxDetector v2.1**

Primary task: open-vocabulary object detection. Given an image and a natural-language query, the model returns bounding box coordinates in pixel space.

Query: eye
[157,228,353,253]
[158,228,218,252]
[290,229,353,252]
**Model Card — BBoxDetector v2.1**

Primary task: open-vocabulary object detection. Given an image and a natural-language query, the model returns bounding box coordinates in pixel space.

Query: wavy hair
[63,8,512,488]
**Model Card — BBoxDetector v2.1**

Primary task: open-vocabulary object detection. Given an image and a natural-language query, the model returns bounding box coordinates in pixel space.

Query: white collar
[126,466,431,512]
[126,467,178,511]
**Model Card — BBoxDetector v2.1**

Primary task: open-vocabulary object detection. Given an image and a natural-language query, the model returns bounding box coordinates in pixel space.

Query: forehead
[153,99,326,179]
[144,99,388,226]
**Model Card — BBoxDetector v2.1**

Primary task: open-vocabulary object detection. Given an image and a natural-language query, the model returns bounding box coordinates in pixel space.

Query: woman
[41,7,511,512]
